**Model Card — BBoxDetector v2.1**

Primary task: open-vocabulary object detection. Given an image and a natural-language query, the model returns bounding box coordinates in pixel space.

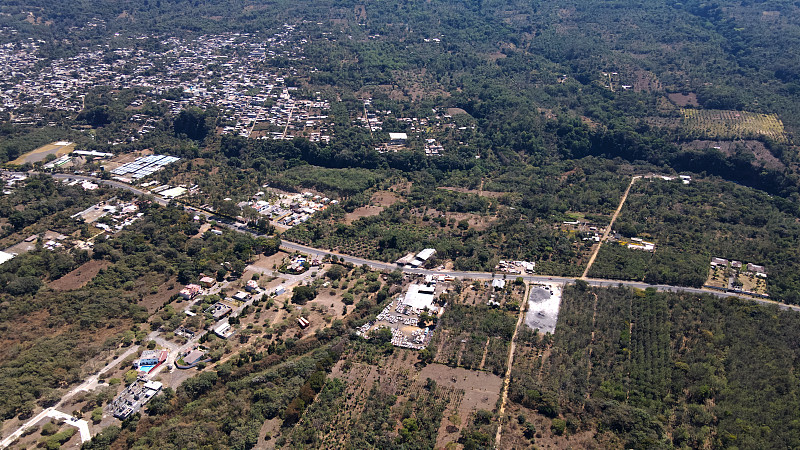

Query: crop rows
[681,108,787,143]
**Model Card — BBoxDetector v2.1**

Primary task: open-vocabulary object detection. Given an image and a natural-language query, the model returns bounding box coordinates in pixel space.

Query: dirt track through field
[494,283,530,447]
[581,176,639,278]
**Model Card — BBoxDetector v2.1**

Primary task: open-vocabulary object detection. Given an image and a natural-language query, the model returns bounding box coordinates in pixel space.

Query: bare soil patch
[413,207,496,231]
[138,276,183,313]
[344,205,384,224]
[682,139,785,170]
[668,92,698,107]
[446,107,470,117]
[248,251,290,273]
[633,69,662,93]
[309,288,349,320]
[344,190,399,224]
[48,260,111,291]
[418,364,502,411]
[438,186,505,198]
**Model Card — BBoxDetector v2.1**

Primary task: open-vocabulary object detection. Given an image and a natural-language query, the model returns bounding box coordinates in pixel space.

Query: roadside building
[183,349,206,365]
[206,302,232,319]
[402,283,437,311]
[711,257,729,267]
[410,248,436,268]
[214,322,232,338]
[133,349,168,371]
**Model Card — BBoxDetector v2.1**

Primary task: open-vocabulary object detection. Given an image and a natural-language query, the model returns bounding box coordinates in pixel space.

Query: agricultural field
[680,109,787,143]
[285,349,502,449]
[427,281,521,376]
[506,283,800,449]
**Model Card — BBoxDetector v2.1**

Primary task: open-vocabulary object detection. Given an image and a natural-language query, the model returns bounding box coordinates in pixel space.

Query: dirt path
[494,283,530,447]
[478,337,491,371]
[280,103,295,139]
[582,175,640,278]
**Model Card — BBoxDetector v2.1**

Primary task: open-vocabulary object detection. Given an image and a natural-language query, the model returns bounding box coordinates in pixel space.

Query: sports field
[9,141,75,165]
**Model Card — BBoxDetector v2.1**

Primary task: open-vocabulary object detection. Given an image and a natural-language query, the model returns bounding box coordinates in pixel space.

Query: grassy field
[681,109,787,143]
[8,141,75,165]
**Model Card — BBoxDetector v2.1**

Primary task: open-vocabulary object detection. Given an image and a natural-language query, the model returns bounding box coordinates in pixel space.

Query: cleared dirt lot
[247,251,290,273]
[343,190,400,224]
[48,259,111,291]
[9,142,75,165]
[419,363,503,448]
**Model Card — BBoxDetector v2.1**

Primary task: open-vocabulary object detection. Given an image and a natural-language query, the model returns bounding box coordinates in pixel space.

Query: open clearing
[668,92,698,107]
[438,186,505,198]
[48,260,111,291]
[524,283,562,334]
[343,190,399,224]
[9,141,75,165]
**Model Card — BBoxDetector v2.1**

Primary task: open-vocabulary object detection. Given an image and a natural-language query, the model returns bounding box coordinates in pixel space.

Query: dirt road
[493,283,530,447]
[582,175,640,278]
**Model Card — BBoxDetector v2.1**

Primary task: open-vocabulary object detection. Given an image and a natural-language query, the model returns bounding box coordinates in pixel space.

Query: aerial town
[2,2,800,449]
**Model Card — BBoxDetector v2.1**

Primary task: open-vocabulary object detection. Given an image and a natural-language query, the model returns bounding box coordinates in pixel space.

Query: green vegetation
[0,188,269,419]
[3,0,800,446]
[429,303,517,375]
[510,285,800,448]
[590,178,800,303]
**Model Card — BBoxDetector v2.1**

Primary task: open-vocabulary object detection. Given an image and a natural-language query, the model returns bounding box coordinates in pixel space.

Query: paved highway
[278,241,800,311]
[50,173,169,206]
[15,170,799,313]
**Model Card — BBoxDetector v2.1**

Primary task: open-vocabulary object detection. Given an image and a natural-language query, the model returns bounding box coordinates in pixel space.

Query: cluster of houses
[358,101,476,156]
[72,198,144,234]
[179,276,217,300]
[1,230,73,268]
[284,254,321,274]
[425,138,444,156]
[706,257,769,297]
[240,190,338,228]
[1,25,333,142]
[1,171,27,195]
